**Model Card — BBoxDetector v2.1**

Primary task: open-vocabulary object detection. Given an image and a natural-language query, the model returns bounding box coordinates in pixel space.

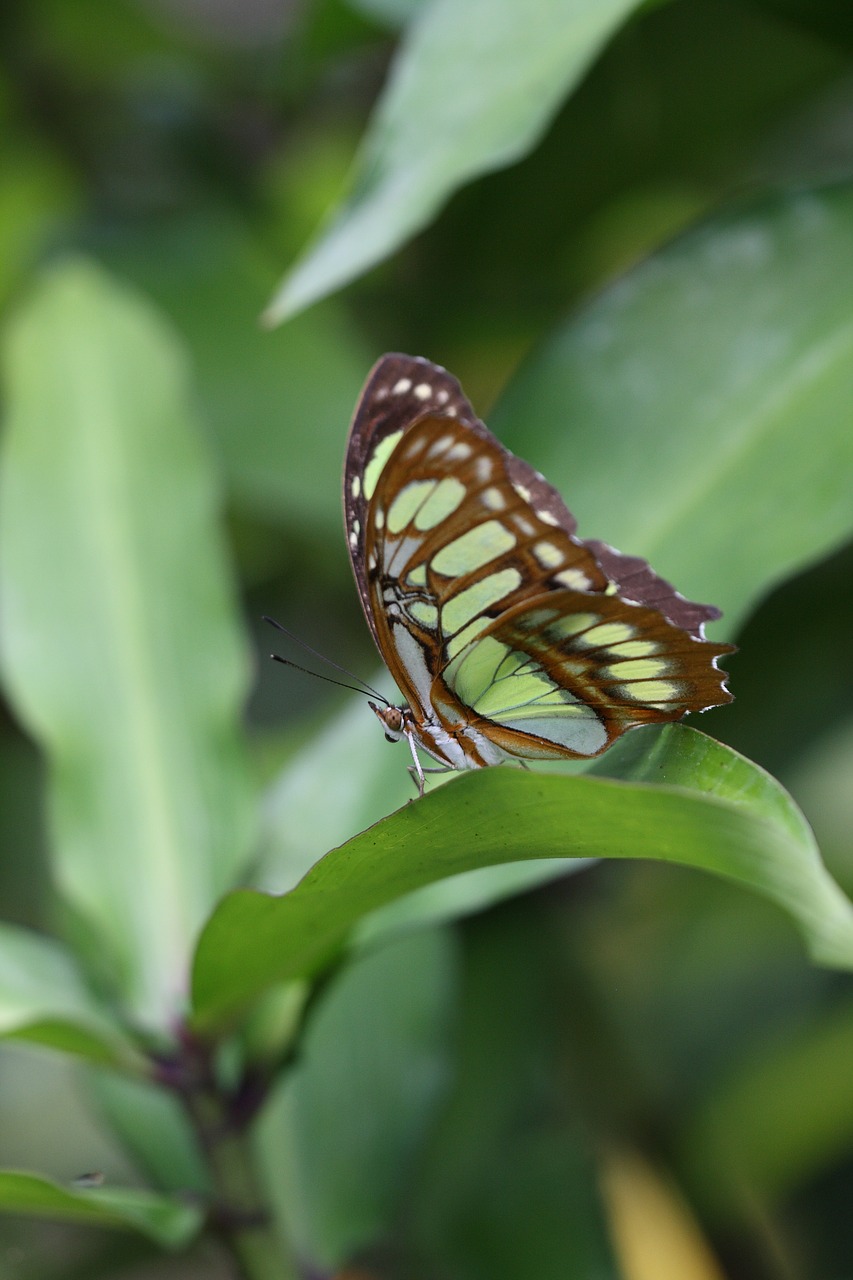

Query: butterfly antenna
[269,653,387,702]
[262,616,389,705]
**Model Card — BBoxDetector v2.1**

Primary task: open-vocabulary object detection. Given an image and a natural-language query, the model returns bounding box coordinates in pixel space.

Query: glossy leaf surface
[193,727,853,1033]
[266,0,644,322]
[0,261,254,1026]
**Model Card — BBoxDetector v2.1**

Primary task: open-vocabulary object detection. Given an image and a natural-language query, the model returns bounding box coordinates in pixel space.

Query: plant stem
[206,1122,298,1280]
[165,1041,300,1280]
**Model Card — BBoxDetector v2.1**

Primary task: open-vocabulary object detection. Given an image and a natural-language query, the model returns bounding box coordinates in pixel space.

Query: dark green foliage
[0,1,852,1277]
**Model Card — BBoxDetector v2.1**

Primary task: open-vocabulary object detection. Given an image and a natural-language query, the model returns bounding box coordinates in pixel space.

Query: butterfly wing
[434,587,733,760]
[344,353,733,752]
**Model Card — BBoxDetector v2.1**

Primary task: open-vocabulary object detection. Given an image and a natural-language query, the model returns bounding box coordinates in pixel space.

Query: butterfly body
[345,354,733,792]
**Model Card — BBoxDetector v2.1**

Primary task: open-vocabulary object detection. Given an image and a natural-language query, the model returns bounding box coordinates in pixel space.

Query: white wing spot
[427,434,455,459]
[436,389,450,405]
[392,377,412,394]
[533,541,563,569]
[446,441,473,462]
[554,568,591,590]
[349,529,358,548]
[350,474,361,499]
[413,383,432,400]
[537,509,560,527]
[352,518,361,536]
[513,482,532,502]
[368,550,378,571]
[482,487,506,511]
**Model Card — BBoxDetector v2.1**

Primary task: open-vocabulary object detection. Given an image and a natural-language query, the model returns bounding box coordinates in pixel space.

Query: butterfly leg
[404,729,426,796]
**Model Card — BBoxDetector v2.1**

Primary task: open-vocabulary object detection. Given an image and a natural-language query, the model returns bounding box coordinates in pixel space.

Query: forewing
[436,589,734,760]
[344,353,584,651]
[364,413,608,712]
[344,354,476,651]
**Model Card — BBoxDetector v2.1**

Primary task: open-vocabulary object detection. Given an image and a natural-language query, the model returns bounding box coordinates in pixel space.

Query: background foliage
[1,1,853,1277]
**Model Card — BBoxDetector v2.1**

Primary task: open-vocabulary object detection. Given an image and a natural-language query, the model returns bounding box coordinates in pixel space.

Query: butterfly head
[369,699,412,744]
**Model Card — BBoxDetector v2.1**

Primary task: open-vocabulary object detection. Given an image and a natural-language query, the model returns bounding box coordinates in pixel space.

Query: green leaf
[257,927,456,1267]
[0,260,255,1027]
[99,213,373,537]
[679,1000,853,1218]
[0,1171,202,1248]
[265,0,646,323]
[0,924,144,1071]
[493,184,853,633]
[256,695,582,945]
[192,726,853,1034]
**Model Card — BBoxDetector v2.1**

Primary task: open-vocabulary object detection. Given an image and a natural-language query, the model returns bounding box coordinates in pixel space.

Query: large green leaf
[264,0,646,323]
[192,727,853,1034]
[0,924,144,1071]
[257,927,457,1268]
[679,999,853,1219]
[98,213,373,538]
[493,184,853,632]
[0,1171,202,1248]
[0,260,254,1027]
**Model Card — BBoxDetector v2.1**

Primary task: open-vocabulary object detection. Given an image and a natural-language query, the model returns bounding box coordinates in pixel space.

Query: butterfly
[344,353,734,794]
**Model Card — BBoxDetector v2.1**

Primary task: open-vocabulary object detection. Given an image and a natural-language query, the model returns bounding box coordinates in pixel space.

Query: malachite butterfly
[344,353,734,793]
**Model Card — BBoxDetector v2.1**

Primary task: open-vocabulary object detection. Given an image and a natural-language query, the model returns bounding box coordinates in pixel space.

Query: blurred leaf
[191,726,853,1033]
[0,1171,202,1248]
[0,143,78,310]
[0,259,255,1027]
[680,1000,853,1218]
[344,0,427,26]
[265,0,646,322]
[91,1073,210,1195]
[409,906,617,1279]
[0,924,143,1072]
[257,927,456,1268]
[99,214,373,536]
[493,184,853,633]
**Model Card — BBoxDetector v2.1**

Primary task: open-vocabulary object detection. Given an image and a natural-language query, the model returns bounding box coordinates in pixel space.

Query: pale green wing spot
[444,633,608,755]
[601,657,671,681]
[413,476,467,530]
[444,635,515,705]
[498,713,608,755]
[432,520,517,577]
[442,568,522,636]
[575,621,636,647]
[615,679,683,704]
[363,429,404,500]
[407,564,428,588]
[445,617,490,660]
[387,479,437,533]
[410,601,439,628]
[545,612,602,640]
[613,638,660,658]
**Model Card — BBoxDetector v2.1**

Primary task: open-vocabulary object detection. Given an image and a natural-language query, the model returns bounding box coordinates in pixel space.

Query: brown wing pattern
[344,353,584,652]
[343,353,733,743]
[364,414,609,714]
[431,588,733,761]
